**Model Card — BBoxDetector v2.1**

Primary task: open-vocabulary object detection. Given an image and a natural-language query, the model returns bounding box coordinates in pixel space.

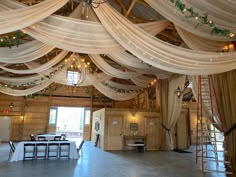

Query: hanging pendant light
[65,54,87,86]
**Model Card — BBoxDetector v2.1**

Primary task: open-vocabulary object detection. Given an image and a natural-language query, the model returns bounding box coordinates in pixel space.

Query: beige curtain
[213,70,236,172]
[160,75,186,150]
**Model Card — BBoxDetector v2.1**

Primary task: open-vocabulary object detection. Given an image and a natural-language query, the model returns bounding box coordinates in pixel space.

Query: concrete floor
[0,141,227,177]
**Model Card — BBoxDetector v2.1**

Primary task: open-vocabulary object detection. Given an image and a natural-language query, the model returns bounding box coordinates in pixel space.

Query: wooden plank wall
[92,108,161,151]
[0,92,114,141]
[91,108,105,149]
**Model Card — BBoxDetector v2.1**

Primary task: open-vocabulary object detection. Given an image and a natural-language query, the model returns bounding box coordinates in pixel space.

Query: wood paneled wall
[92,108,161,151]
[0,93,113,141]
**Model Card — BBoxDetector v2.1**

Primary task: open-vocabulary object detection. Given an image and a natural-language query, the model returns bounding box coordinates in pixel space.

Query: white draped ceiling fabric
[0,0,235,99]
[0,0,69,34]
[0,40,54,63]
[93,3,236,75]
[144,0,236,41]
[175,26,227,52]
[0,51,68,74]
[89,54,141,79]
[93,82,139,101]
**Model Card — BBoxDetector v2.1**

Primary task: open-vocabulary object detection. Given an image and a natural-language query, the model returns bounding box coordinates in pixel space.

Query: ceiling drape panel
[175,26,226,52]
[0,70,112,96]
[104,80,142,90]
[22,17,168,54]
[0,40,54,63]
[89,54,141,79]
[144,0,235,41]
[23,16,123,54]
[93,3,236,75]
[108,52,173,78]
[47,69,112,86]
[0,75,44,85]
[1,1,169,54]
[25,62,112,86]
[181,0,236,31]
[0,51,68,74]
[93,82,139,101]
[0,0,69,34]
[0,79,54,96]
[131,76,155,87]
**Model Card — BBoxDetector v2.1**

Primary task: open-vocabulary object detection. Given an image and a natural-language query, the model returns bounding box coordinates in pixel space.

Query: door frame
[0,116,12,142]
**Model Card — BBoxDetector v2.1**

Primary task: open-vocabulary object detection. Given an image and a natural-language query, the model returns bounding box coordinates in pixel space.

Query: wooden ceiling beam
[125,0,138,17]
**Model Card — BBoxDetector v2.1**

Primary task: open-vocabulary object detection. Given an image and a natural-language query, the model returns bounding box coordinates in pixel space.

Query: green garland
[0,64,64,89]
[102,81,155,93]
[225,123,236,136]
[0,31,22,48]
[169,0,235,40]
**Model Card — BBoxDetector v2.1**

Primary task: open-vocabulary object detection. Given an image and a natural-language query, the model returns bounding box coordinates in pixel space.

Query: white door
[0,116,11,141]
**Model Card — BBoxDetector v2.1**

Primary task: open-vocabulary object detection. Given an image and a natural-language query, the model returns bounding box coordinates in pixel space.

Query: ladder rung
[202,141,224,143]
[204,169,233,174]
[202,149,227,153]
[203,159,231,163]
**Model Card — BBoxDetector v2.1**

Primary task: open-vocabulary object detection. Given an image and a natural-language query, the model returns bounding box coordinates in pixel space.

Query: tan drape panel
[213,70,236,172]
[160,75,186,150]
[160,79,169,150]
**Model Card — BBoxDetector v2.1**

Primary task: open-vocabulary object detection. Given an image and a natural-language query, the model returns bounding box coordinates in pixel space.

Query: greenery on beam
[0,31,22,48]
[102,79,156,93]
[0,64,64,89]
[168,0,235,40]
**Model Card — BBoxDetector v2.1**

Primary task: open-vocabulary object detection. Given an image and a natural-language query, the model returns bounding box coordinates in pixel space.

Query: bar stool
[59,143,70,159]
[35,143,47,160]
[23,143,36,161]
[47,143,59,159]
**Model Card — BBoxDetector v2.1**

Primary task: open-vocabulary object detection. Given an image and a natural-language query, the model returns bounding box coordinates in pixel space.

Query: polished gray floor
[0,141,226,177]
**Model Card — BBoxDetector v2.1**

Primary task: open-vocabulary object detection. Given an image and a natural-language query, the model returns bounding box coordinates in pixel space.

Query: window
[67,71,79,85]
[49,107,58,126]
[84,109,90,125]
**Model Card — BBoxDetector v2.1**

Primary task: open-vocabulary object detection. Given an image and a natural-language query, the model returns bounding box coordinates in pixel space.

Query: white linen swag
[0,51,68,74]
[175,26,227,52]
[144,0,236,41]
[89,54,141,79]
[93,82,139,101]
[93,3,236,75]
[0,0,235,101]
[0,0,69,34]
[0,40,54,63]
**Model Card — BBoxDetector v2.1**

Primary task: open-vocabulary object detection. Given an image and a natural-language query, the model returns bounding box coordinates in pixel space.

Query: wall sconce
[132,114,136,120]
[9,102,14,110]
[175,86,183,98]
[24,104,28,110]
